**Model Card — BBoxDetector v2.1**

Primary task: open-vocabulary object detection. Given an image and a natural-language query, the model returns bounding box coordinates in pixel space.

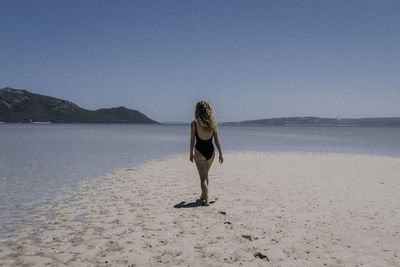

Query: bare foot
[204,201,209,206]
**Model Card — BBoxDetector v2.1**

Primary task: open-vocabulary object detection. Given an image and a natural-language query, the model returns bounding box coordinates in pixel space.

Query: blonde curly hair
[195,101,217,132]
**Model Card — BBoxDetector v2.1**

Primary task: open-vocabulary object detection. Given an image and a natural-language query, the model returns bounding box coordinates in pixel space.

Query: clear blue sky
[1,0,399,122]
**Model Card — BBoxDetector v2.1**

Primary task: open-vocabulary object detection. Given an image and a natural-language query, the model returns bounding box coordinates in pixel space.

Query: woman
[190,101,223,206]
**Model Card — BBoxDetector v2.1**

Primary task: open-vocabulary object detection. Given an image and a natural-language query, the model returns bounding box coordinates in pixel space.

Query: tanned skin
[190,120,223,206]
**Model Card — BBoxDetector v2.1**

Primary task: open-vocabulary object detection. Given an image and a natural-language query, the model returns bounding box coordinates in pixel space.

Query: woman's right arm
[213,129,223,164]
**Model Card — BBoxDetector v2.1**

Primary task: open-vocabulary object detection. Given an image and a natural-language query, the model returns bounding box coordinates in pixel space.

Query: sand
[1,151,400,266]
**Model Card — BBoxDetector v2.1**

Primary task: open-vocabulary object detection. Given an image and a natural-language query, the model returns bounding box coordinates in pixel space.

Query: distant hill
[0,87,158,123]
[223,116,400,127]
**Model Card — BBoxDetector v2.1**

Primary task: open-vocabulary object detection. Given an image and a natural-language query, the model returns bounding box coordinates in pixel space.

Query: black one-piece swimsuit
[194,122,215,160]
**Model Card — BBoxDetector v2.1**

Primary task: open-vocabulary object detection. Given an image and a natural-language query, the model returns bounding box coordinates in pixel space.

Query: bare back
[193,120,214,140]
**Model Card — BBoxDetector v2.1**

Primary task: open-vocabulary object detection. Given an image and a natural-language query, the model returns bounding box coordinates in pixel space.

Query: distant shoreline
[222,116,400,127]
[1,87,158,123]
[1,121,400,128]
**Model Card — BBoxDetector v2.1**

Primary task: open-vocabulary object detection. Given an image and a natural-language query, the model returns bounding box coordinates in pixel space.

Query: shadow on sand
[174,199,216,208]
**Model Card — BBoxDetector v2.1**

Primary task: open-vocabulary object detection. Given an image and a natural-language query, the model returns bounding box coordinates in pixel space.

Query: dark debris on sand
[254,252,270,261]
[241,234,253,241]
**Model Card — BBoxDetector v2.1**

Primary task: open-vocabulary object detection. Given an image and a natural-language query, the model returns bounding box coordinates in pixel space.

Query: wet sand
[1,152,400,266]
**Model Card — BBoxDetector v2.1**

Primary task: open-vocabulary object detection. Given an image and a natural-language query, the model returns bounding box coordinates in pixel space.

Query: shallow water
[1,123,400,237]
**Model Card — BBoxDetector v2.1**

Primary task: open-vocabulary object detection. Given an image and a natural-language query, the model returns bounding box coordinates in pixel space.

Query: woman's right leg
[205,152,215,187]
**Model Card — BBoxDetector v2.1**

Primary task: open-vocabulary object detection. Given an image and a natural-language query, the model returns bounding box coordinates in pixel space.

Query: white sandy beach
[1,151,400,266]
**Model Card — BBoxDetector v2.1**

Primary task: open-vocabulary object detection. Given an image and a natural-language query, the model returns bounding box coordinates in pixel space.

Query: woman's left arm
[189,121,195,162]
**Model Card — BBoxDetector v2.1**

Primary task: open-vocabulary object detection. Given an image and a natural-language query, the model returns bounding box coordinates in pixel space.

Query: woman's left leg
[194,150,209,205]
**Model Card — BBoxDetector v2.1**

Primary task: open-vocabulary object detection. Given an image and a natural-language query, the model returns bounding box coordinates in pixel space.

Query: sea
[1,123,400,238]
